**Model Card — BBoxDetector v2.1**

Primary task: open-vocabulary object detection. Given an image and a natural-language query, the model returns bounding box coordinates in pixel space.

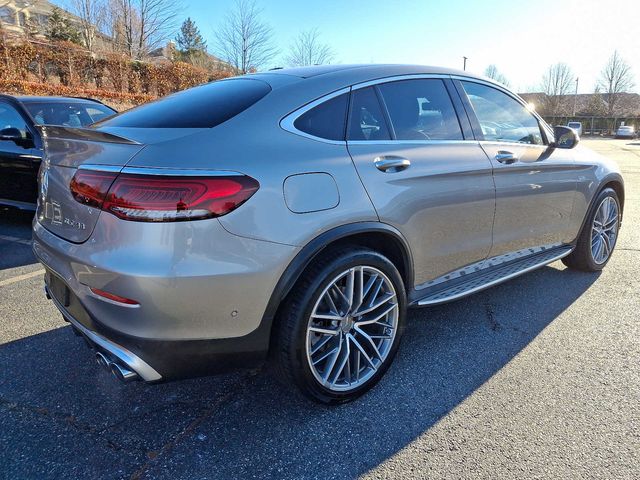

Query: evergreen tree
[175,17,207,61]
[46,7,81,44]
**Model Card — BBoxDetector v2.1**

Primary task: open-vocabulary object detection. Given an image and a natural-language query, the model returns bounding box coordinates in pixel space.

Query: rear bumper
[44,278,272,380]
[33,214,298,380]
[45,283,162,381]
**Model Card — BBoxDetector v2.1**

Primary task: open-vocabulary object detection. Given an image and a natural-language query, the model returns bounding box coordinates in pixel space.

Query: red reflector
[90,287,139,305]
[70,171,259,222]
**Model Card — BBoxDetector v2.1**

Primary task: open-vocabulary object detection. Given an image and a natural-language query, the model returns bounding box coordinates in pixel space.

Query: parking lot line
[0,234,32,246]
[0,269,45,287]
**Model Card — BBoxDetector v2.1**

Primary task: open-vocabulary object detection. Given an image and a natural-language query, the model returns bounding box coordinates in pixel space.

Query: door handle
[374,156,411,172]
[495,151,518,164]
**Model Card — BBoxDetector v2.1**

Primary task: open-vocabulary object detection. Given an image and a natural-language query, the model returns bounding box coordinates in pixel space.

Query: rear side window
[99,79,271,128]
[294,93,348,141]
[347,87,391,141]
[378,79,463,141]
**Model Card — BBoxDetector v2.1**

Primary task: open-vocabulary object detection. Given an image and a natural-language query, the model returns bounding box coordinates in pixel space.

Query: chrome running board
[415,246,573,306]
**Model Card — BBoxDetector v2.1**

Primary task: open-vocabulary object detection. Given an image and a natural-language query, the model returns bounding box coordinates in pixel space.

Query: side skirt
[411,245,573,307]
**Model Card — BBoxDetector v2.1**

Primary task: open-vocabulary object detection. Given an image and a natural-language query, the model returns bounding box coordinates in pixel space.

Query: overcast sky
[182,0,638,94]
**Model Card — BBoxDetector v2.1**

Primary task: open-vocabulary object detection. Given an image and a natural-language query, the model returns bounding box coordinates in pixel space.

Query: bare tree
[108,0,181,59]
[215,0,277,73]
[484,64,510,87]
[137,0,181,58]
[598,50,635,117]
[106,0,137,56]
[585,85,607,116]
[541,63,574,116]
[67,0,106,53]
[285,28,334,67]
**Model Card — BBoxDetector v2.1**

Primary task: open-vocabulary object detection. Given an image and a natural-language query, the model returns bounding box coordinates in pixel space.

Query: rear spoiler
[37,125,140,145]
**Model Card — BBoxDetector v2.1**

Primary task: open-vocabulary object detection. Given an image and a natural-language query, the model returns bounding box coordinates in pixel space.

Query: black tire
[271,247,406,404]
[562,188,620,272]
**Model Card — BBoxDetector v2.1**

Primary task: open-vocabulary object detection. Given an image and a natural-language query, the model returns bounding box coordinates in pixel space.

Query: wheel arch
[573,173,625,246]
[601,175,625,215]
[261,222,414,343]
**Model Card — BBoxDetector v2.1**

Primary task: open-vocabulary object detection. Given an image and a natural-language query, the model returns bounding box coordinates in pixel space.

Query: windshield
[24,102,115,127]
[568,123,581,128]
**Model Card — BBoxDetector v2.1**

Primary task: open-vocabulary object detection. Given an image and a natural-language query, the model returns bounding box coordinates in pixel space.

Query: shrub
[0,36,233,106]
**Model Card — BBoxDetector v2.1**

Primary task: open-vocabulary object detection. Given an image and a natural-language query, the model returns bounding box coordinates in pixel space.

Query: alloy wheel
[591,196,619,264]
[305,266,399,392]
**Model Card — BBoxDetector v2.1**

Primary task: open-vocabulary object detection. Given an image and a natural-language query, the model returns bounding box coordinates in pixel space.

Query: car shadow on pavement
[0,263,600,479]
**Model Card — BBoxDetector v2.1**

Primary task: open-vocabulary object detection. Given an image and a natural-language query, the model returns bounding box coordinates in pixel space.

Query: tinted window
[347,87,391,141]
[24,102,115,127]
[85,105,115,123]
[462,81,543,145]
[294,93,348,141]
[0,103,30,140]
[378,79,462,141]
[99,79,271,128]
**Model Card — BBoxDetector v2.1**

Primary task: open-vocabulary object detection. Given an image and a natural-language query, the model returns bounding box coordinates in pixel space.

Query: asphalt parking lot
[1,138,639,479]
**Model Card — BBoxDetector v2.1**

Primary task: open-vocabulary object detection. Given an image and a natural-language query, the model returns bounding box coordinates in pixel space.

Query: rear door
[457,80,578,257]
[0,101,41,206]
[347,77,496,287]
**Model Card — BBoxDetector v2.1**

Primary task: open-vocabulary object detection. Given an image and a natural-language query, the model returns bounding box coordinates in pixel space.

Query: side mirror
[552,126,579,149]
[0,127,33,148]
[0,127,23,142]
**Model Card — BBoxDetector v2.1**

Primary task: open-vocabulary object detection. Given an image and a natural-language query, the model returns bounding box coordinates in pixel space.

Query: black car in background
[0,95,116,210]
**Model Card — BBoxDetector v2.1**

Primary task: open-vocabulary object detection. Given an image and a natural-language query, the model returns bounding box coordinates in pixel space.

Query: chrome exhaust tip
[95,351,109,369]
[109,362,139,383]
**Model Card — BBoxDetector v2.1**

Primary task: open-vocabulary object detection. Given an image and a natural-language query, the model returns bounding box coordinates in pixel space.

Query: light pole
[573,77,579,117]
[463,56,468,71]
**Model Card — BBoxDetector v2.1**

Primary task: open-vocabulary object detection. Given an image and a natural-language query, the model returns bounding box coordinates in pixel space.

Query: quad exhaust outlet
[95,352,139,383]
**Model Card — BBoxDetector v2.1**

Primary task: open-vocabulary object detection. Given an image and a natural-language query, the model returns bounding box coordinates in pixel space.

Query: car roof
[255,63,470,80]
[1,94,110,106]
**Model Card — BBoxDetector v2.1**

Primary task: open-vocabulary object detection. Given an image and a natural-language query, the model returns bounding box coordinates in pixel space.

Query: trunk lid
[36,126,145,243]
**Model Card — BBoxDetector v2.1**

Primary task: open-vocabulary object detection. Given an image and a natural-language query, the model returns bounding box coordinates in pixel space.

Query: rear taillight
[70,171,259,222]
[70,170,118,209]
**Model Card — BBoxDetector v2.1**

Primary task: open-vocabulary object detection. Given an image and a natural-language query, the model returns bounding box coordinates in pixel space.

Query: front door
[347,78,496,287]
[458,80,578,257]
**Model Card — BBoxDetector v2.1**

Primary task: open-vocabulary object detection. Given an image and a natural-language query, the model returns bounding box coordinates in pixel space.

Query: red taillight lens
[70,170,118,209]
[70,171,259,222]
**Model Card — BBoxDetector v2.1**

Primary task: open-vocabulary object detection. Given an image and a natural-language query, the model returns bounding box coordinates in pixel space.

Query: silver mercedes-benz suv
[34,65,624,403]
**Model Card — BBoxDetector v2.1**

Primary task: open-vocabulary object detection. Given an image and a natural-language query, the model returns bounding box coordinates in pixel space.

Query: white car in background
[567,121,583,136]
[615,125,636,139]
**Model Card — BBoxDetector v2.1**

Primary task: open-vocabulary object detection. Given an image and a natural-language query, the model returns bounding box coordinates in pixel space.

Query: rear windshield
[98,78,271,128]
[568,122,581,127]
